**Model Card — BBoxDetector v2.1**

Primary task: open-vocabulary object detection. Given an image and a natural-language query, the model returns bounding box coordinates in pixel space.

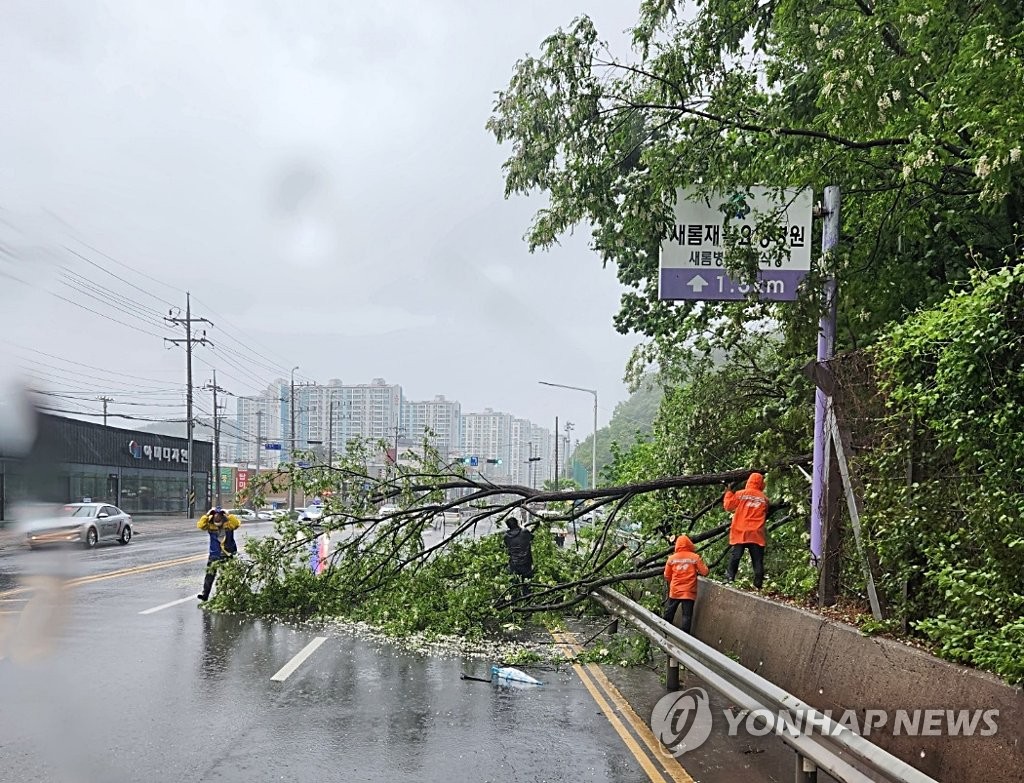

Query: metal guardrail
[592,586,939,783]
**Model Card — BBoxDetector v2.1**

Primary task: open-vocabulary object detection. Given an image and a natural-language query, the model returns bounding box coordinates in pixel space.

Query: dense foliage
[864,265,1024,683]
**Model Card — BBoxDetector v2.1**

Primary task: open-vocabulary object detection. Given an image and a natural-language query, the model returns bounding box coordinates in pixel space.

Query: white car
[226,508,259,522]
[23,503,133,549]
[377,504,400,519]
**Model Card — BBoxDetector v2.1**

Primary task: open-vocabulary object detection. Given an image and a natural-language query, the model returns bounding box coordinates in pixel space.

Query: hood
[746,473,765,491]
[674,535,695,553]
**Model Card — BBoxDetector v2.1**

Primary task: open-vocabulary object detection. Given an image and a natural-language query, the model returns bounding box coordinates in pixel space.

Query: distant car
[226,508,258,522]
[24,503,133,549]
[256,509,274,520]
[377,504,399,519]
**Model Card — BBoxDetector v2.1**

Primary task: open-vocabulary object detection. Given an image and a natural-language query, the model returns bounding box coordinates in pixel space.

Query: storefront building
[0,415,213,519]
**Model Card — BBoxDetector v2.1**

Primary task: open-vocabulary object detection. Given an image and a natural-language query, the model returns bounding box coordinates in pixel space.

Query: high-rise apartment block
[403,395,462,459]
[232,379,555,488]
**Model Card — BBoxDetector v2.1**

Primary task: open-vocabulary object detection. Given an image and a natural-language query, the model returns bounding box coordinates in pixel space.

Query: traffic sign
[264,443,282,450]
[660,187,813,302]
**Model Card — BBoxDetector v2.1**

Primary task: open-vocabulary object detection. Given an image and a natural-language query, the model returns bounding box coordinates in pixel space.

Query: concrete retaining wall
[691,580,1022,783]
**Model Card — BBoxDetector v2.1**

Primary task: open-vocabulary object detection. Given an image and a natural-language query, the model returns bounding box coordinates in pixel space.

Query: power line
[69,240,180,304]
[34,391,185,408]
[2,339,180,385]
[191,294,311,381]
[63,246,178,309]
[57,269,172,330]
[47,289,168,339]
[37,405,191,423]
[18,364,183,396]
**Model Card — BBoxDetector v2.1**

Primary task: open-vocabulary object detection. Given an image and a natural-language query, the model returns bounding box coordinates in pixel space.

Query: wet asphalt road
[0,520,822,782]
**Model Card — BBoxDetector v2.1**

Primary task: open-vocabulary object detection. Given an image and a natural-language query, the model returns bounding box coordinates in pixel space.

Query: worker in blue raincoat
[197,507,241,601]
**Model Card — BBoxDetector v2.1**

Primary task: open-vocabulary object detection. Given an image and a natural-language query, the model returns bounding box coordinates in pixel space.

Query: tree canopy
[487,0,1023,371]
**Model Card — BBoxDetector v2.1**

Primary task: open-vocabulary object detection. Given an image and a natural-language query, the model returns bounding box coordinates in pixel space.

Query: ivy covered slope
[867,266,1024,684]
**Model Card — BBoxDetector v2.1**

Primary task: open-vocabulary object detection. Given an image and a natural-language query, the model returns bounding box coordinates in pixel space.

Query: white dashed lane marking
[139,596,197,615]
[270,637,327,682]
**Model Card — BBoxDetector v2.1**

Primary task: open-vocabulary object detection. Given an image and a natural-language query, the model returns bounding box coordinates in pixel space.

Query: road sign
[660,187,813,302]
[264,443,282,450]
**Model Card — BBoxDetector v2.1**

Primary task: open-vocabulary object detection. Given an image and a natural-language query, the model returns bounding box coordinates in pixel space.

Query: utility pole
[554,416,559,491]
[529,442,535,488]
[97,396,113,426]
[288,367,300,510]
[203,370,228,508]
[390,423,405,474]
[255,409,264,476]
[166,292,212,518]
[564,422,574,479]
[327,393,335,466]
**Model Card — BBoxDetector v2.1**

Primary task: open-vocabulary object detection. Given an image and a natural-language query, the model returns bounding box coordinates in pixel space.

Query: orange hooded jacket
[724,473,769,546]
[663,535,709,600]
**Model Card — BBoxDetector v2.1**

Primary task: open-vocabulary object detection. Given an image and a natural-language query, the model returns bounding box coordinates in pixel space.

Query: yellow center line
[0,553,206,598]
[557,630,696,783]
[551,630,670,783]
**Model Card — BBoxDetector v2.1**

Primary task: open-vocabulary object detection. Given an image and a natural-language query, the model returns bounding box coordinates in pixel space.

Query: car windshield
[61,505,96,518]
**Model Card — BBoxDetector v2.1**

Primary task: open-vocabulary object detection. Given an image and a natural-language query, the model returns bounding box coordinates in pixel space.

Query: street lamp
[538,381,598,490]
[290,365,299,510]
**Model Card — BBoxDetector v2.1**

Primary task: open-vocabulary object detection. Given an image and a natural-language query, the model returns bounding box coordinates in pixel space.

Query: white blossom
[865,63,875,76]
[975,155,992,179]
[1010,147,1022,164]
[892,89,902,102]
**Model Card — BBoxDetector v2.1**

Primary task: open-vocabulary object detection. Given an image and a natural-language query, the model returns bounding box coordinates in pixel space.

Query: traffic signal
[485,458,502,465]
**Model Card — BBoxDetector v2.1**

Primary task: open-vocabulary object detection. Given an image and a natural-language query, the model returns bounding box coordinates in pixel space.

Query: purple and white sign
[660,269,810,301]
[660,187,813,302]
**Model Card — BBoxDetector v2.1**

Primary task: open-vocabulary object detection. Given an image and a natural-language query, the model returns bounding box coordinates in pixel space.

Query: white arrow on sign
[688,274,709,293]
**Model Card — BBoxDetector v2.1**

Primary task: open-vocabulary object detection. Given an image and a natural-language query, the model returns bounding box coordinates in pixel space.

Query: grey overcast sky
[0,0,639,436]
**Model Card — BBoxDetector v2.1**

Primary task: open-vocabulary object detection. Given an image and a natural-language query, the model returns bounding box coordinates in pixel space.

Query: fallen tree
[209,439,805,636]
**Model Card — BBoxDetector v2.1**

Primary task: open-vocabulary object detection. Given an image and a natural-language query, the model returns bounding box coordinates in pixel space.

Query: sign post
[811,186,841,566]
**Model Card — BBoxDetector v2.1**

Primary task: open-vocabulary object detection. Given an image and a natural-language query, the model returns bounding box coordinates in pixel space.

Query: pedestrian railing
[591,586,939,783]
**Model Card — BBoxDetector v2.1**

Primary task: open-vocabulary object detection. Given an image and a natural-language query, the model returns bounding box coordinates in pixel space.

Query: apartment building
[403,395,462,459]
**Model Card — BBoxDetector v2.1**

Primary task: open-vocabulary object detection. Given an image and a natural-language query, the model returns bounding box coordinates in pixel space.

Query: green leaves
[861,264,1024,683]
[488,1,1024,373]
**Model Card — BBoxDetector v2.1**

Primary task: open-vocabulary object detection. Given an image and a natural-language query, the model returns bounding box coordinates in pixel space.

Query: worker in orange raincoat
[663,535,709,633]
[724,472,772,588]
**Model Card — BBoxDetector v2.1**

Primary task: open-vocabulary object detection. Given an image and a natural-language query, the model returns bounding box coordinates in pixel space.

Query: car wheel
[118,525,132,545]
[84,527,98,549]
